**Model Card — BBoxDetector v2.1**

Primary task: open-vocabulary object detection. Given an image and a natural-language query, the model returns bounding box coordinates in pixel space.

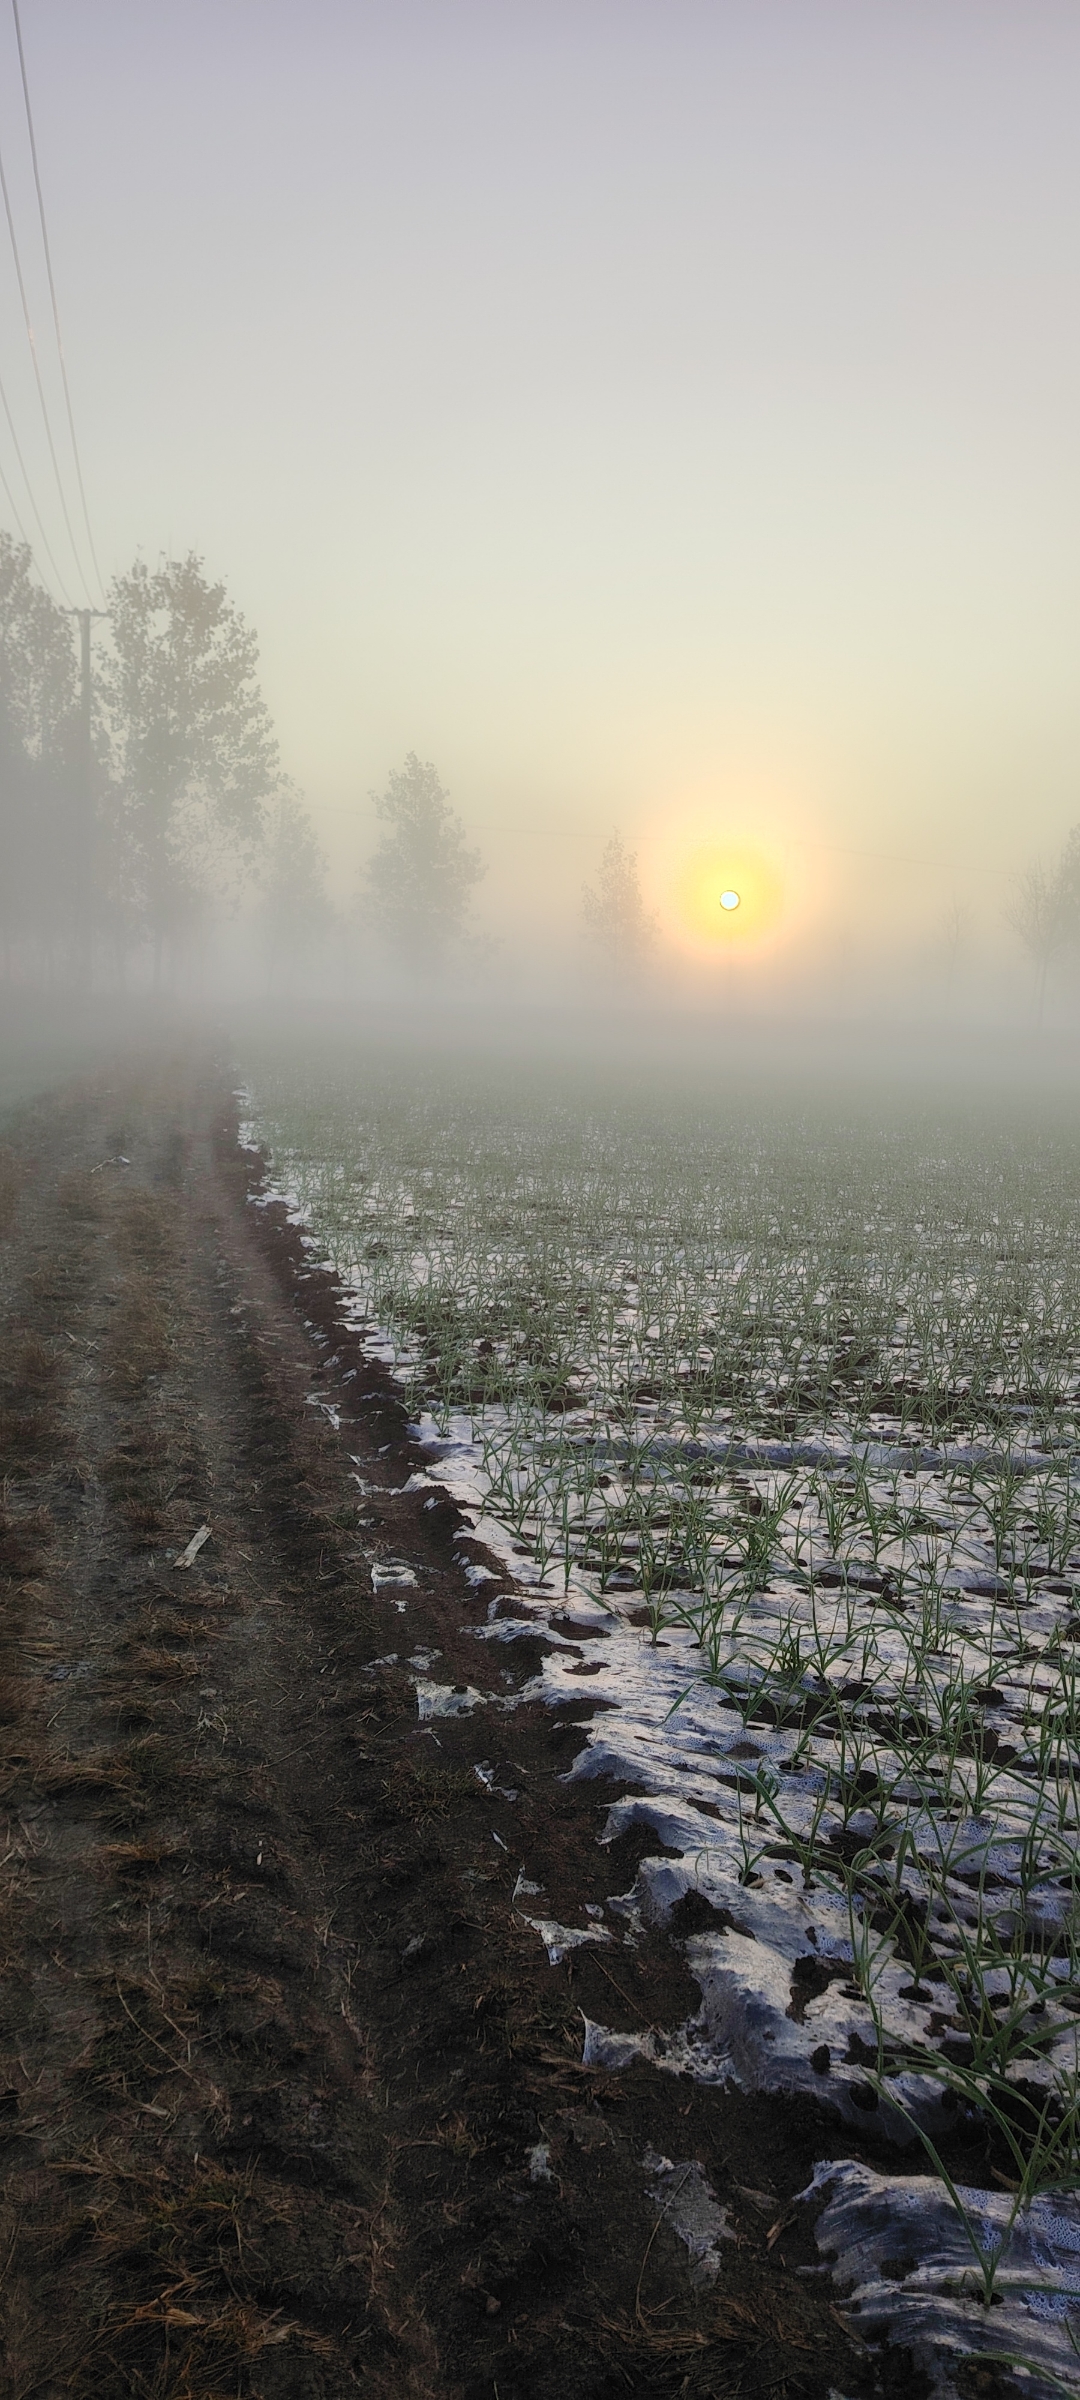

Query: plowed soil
[0,1051,916,2399]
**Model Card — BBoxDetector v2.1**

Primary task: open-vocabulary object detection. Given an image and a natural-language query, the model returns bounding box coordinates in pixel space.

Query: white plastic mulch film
[242,1058,1080,2394]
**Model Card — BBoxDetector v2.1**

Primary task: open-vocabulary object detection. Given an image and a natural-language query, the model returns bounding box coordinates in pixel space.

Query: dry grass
[0,1407,58,1462]
[25,1732,190,1824]
[100,1430,172,1491]
[15,2141,365,2396]
[55,1168,103,1222]
[107,1284,170,1394]
[374,1761,478,1827]
[598,2283,820,2380]
[137,1607,216,1648]
[116,1190,170,1268]
[95,1837,189,1875]
[177,1967,285,2012]
[6,1335,61,1400]
[70,1988,196,2104]
[0,1501,51,1578]
[120,1499,168,1545]
[22,1260,78,1329]
[0,1148,25,1238]
[124,1649,200,1684]
[37,1753,131,1801]
[0,1675,28,1724]
[0,1336,65,1475]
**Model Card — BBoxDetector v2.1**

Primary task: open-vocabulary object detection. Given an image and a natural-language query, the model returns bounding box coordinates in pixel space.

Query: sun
[637,759,824,963]
[673,844,782,950]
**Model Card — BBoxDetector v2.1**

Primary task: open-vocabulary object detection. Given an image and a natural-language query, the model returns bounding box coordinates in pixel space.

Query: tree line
[13,525,1071,1005]
[0,532,660,989]
[0,537,297,983]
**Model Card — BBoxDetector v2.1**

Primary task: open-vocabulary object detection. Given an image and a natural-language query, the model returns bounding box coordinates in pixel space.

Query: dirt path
[0,1053,892,2400]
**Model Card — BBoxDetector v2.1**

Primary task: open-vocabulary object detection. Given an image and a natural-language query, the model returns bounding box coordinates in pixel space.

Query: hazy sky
[1,0,1078,963]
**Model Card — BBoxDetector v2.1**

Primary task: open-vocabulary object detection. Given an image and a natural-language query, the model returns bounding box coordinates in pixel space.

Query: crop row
[246,1049,1080,2302]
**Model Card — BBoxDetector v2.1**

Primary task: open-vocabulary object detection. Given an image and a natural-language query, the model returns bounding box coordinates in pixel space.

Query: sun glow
[670,842,783,951]
[637,760,830,968]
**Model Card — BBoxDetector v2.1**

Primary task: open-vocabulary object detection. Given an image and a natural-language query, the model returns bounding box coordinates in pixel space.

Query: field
[5,1039,901,2400]
[245,1037,1080,2387]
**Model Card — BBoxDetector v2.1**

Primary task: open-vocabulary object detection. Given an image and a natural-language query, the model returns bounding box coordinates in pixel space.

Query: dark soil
[0,1050,933,2398]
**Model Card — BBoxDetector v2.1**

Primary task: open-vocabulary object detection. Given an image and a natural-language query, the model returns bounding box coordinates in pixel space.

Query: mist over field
[0,0,1077,1067]
[9,14,1080,2384]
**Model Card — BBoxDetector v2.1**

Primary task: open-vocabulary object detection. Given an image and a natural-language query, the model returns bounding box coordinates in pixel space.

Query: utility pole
[64,605,108,983]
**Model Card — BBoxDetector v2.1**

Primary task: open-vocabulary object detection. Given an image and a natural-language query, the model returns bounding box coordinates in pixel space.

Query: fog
[10,20,1080,2383]
[1,1,1080,1096]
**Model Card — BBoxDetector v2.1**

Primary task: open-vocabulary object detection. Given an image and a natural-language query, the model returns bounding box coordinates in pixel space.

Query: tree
[362,753,484,967]
[99,554,281,976]
[582,831,657,974]
[0,533,79,973]
[0,530,76,762]
[1005,831,1080,1027]
[257,788,334,986]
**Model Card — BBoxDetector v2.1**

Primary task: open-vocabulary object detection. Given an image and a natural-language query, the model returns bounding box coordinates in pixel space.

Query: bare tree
[582,831,657,975]
[1005,834,1080,1027]
[362,753,484,968]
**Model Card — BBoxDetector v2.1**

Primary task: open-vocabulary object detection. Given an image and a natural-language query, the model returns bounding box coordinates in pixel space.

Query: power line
[0,78,94,603]
[11,0,105,603]
[0,447,28,547]
[0,343,72,602]
[0,354,40,554]
[0,425,32,552]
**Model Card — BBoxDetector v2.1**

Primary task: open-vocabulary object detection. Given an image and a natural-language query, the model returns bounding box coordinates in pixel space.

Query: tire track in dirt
[0,1056,903,2400]
[0,1066,437,2396]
